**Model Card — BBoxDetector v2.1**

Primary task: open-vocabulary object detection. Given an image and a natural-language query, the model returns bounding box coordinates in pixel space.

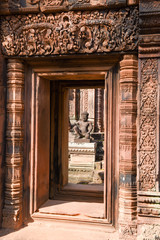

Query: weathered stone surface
[0,7,138,57]
[69,142,96,169]
[137,224,160,240]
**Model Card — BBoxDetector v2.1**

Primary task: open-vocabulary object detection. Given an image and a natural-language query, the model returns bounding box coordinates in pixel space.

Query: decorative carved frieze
[138,58,158,192]
[0,7,138,57]
[139,0,160,57]
[119,55,138,239]
[138,192,160,217]
[2,59,24,229]
[140,0,160,13]
[0,0,128,15]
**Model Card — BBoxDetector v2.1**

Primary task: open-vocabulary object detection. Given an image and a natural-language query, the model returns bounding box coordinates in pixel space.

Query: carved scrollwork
[139,58,158,191]
[27,0,40,4]
[0,7,138,57]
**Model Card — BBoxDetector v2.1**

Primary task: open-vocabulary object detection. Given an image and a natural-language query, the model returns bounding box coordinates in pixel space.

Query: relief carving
[140,0,160,13]
[139,58,158,191]
[0,7,138,57]
[8,0,20,7]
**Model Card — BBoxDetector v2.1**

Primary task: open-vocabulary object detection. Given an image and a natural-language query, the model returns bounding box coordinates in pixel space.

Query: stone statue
[71,111,93,140]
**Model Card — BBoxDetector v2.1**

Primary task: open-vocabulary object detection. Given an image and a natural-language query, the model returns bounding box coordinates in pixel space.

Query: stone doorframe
[2,54,138,239]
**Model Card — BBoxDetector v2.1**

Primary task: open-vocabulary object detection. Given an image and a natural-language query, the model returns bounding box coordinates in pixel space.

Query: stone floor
[0,220,119,240]
[0,193,119,240]
[38,199,104,218]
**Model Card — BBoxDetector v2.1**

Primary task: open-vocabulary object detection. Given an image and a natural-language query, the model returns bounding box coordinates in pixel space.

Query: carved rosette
[119,55,138,240]
[138,58,158,192]
[0,7,138,57]
[2,59,24,229]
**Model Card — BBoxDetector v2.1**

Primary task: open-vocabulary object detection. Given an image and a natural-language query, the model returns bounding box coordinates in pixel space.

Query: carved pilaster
[94,89,104,132]
[138,58,158,192]
[138,1,160,228]
[119,55,138,240]
[2,59,24,229]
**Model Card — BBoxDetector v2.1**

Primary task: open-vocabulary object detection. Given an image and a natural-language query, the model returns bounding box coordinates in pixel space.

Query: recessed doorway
[28,59,119,226]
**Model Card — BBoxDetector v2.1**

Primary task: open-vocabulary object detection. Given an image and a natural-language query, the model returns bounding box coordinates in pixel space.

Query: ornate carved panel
[138,58,158,192]
[0,7,138,57]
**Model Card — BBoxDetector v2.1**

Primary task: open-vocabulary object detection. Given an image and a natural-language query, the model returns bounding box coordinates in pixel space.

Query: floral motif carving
[139,58,158,191]
[0,8,138,57]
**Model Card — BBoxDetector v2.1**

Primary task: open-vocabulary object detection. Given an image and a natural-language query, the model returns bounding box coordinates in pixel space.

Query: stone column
[119,55,138,240]
[2,59,24,229]
[94,88,104,132]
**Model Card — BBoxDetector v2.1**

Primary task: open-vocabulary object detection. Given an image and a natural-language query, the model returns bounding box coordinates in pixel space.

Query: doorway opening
[29,65,119,226]
[68,88,104,187]
[47,80,106,221]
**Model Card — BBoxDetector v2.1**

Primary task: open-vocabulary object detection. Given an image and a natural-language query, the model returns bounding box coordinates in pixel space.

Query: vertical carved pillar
[2,59,24,229]
[138,59,158,192]
[94,88,104,132]
[75,89,80,120]
[119,55,138,240]
[137,1,160,238]
[97,88,104,132]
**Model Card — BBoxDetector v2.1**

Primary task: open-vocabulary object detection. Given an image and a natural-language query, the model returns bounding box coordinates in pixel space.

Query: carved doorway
[27,57,119,226]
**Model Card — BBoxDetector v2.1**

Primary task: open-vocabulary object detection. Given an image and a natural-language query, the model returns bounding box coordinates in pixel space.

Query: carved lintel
[0,0,130,14]
[0,7,138,57]
[2,59,24,229]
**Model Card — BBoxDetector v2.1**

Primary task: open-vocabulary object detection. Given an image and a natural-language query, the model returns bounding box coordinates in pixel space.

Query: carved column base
[2,209,22,229]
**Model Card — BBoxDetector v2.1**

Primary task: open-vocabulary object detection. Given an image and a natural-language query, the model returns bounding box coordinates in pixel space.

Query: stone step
[54,183,103,203]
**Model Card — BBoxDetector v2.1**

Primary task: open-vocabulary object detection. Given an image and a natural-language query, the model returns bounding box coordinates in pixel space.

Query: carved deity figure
[71,111,93,139]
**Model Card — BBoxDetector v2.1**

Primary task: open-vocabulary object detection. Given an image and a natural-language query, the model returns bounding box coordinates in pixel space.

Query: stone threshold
[32,199,110,226]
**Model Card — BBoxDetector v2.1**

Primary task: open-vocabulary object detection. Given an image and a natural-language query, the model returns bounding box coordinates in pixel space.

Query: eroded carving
[139,58,158,191]
[1,8,138,57]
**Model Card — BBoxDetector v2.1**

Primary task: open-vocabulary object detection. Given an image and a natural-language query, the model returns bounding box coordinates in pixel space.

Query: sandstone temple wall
[0,0,160,239]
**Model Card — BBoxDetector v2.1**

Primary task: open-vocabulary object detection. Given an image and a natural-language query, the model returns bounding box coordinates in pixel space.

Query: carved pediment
[0,7,138,57]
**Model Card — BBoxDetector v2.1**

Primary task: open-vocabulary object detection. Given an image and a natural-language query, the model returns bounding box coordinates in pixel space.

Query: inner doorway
[68,88,104,186]
[48,80,105,220]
